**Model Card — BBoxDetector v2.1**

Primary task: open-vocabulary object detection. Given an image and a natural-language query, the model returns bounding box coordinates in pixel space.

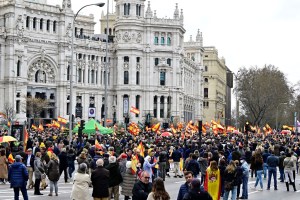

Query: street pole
[103,0,109,127]
[275,102,288,131]
[69,3,105,144]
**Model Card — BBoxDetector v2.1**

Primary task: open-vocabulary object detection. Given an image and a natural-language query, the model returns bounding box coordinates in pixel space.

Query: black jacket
[105,162,123,187]
[58,152,68,169]
[91,166,110,198]
[183,189,212,200]
[172,150,182,162]
[23,154,35,169]
[132,180,152,200]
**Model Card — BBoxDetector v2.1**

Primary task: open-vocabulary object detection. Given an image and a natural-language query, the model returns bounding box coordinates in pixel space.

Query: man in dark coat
[105,156,123,200]
[172,146,183,178]
[91,158,110,199]
[58,148,68,183]
[132,171,152,200]
[23,148,35,189]
[8,155,29,200]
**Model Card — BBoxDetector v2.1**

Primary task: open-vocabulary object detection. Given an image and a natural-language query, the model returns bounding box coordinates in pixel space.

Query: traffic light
[80,120,85,129]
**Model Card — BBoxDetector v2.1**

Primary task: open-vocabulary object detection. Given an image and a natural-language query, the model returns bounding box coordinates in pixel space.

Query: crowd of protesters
[0,127,300,200]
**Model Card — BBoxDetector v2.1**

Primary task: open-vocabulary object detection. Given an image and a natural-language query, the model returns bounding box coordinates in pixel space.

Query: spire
[196,29,201,42]
[174,3,179,19]
[62,0,72,10]
[180,9,184,21]
[145,1,153,18]
[154,10,157,19]
[189,35,193,42]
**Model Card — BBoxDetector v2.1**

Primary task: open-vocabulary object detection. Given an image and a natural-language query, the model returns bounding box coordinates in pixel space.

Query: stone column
[157,96,161,119]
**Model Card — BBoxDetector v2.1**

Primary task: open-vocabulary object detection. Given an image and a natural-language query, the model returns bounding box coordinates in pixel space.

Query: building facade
[0,0,204,125]
[202,46,228,125]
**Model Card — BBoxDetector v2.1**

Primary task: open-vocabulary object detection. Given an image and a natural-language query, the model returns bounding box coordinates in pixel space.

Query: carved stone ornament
[66,23,72,38]
[62,0,72,9]
[28,59,55,83]
[16,15,24,42]
[136,32,142,43]
[122,31,131,42]
[40,47,46,61]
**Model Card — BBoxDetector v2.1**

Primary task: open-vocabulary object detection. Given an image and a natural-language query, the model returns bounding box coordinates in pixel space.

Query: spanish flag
[151,123,160,133]
[130,106,140,115]
[8,153,14,164]
[38,124,44,131]
[204,167,221,200]
[31,124,37,130]
[58,116,67,124]
[137,142,145,157]
[7,121,11,127]
[131,154,139,174]
[24,129,29,151]
[95,139,103,150]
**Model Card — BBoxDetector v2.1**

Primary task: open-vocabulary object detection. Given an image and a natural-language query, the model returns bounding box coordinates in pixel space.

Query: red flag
[95,139,103,150]
[24,129,29,151]
[58,116,67,124]
[130,106,140,115]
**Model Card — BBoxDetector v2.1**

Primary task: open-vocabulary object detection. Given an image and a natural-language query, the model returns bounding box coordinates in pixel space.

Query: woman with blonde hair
[204,160,221,200]
[47,153,60,196]
[147,177,170,200]
[223,161,237,200]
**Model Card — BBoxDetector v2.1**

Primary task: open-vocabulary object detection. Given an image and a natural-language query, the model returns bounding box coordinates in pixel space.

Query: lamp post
[103,0,109,127]
[275,102,288,131]
[232,71,240,129]
[69,2,105,143]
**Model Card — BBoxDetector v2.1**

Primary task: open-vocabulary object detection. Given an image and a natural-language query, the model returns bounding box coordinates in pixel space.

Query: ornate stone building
[0,0,205,125]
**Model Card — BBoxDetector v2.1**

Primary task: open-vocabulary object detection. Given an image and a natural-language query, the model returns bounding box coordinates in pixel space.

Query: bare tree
[236,65,293,127]
[26,97,49,118]
[2,103,16,122]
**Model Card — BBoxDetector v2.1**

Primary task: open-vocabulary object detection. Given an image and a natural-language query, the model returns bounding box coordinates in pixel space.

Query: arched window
[80,28,83,37]
[40,18,43,30]
[154,58,159,66]
[124,3,130,15]
[124,71,129,84]
[167,58,171,66]
[26,16,30,28]
[160,96,164,118]
[124,56,129,62]
[33,17,36,29]
[161,37,165,45]
[204,88,208,98]
[104,28,107,34]
[204,78,208,82]
[109,28,112,35]
[154,36,159,45]
[167,37,171,46]
[46,19,50,31]
[77,69,82,83]
[53,21,57,32]
[91,70,95,84]
[17,60,21,77]
[67,65,70,81]
[136,71,140,85]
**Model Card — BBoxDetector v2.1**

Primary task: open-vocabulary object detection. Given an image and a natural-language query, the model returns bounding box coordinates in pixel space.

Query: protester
[186,154,200,178]
[59,148,69,183]
[183,178,212,200]
[91,159,110,200]
[143,155,157,182]
[132,171,152,200]
[34,152,45,195]
[8,155,29,200]
[121,161,136,200]
[223,161,238,200]
[23,148,34,189]
[177,171,194,200]
[158,147,168,181]
[47,153,60,196]
[147,177,170,200]
[240,157,250,199]
[172,146,183,178]
[106,156,123,200]
[40,147,49,190]
[0,149,8,184]
[266,150,279,190]
[67,148,76,179]
[253,152,264,191]
[70,163,91,200]
[283,152,297,191]
[204,160,221,200]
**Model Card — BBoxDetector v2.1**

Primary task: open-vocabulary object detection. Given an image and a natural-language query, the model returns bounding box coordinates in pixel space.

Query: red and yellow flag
[8,153,14,164]
[151,123,160,133]
[130,106,140,115]
[58,116,67,124]
[95,139,103,150]
[137,142,145,157]
[204,167,221,200]
[38,124,44,131]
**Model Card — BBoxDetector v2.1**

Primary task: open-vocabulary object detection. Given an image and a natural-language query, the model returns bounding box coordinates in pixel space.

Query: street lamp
[232,71,240,129]
[69,2,105,143]
[275,102,288,131]
[103,0,109,127]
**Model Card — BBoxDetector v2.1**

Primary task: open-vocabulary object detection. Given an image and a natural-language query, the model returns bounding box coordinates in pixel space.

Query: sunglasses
[144,177,150,179]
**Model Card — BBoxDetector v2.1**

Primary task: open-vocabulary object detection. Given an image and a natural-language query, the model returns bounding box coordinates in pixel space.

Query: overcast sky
[49,0,300,86]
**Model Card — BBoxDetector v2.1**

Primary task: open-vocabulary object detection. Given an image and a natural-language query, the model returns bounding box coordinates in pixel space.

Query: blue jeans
[68,163,75,178]
[263,163,268,178]
[279,168,284,182]
[255,170,263,189]
[241,176,248,198]
[14,184,28,200]
[267,167,277,189]
[223,186,237,200]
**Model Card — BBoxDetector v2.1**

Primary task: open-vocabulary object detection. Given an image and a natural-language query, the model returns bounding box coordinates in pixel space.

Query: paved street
[1,170,300,200]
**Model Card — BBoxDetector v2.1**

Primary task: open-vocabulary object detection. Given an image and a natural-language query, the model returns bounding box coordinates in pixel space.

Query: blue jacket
[8,162,28,188]
[172,150,182,162]
[177,182,205,200]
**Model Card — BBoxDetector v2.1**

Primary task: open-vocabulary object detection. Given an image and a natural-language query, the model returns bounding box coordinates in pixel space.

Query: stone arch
[27,55,58,83]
